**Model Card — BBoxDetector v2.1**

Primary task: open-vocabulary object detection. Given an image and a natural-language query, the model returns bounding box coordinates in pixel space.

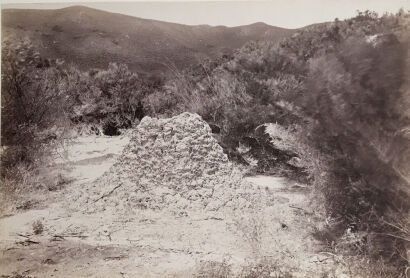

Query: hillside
[1,6,296,75]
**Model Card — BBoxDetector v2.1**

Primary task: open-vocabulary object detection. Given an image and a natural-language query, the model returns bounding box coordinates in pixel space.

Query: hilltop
[2,6,296,75]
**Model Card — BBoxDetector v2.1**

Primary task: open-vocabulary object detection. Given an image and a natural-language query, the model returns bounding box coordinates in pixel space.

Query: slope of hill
[1,6,296,75]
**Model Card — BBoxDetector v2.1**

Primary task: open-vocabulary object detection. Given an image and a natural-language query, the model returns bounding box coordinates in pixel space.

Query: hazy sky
[2,0,410,28]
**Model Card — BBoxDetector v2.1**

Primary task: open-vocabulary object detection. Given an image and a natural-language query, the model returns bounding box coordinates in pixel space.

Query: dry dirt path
[0,135,345,277]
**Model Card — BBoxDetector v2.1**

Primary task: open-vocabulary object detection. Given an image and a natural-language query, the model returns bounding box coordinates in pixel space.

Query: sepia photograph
[0,0,409,277]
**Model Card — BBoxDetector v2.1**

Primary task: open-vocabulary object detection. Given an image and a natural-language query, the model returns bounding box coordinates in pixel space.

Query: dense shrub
[1,38,73,169]
[276,11,410,266]
[1,38,150,171]
[302,31,410,262]
[91,63,145,128]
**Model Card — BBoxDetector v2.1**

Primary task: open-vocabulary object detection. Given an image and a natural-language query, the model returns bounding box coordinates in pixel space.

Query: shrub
[32,219,44,235]
[300,29,410,264]
[1,38,72,170]
[91,63,145,129]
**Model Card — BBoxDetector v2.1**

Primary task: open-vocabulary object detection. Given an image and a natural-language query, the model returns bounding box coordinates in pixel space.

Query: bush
[300,28,410,264]
[1,38,72,170]
[91,63,145,128]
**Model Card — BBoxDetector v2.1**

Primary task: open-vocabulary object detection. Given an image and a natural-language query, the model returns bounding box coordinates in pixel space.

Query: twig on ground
[51,235,66,241]
[104,255,128,261]
[17,239,40,245]
[93,184,122,203]
[289,205,314,215]
[16,232,32,238]
[4,247,19,252]
[52,233,88,239]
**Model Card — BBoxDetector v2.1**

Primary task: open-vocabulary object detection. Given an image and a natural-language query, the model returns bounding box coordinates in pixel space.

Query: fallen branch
[289,205,304,210]
[17,239,40,245]
[313,257,331,263]
[93,184,123,203]
[205,216,224,221]
[14,232,41,245]
[16,233,30,238]
[289,205,314,215]
[52,233,88,239]
[51,235,66,241]
[4,247,19,252]
[104,255,128,261]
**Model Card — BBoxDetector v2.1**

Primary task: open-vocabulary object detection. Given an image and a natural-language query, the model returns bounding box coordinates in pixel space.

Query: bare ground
[0,135,347,277]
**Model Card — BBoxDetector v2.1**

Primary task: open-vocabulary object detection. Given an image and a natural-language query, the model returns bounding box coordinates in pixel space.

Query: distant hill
[2,6,297,75]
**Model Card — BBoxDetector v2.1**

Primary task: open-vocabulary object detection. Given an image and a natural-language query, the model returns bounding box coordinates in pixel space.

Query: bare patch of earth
[0,135,346,277]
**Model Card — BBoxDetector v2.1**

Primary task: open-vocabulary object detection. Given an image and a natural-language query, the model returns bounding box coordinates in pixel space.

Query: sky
[2,0,410,28]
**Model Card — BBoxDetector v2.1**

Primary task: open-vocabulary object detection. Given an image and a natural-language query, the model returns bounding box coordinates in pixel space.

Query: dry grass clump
[0,164,39,215]
[238,258,295,278]
[194,255,407,278]
[324,254,409,278]
[194,257,297,278]
[232,213,265,255]
[32,219,44,235]
[0,274,35,278]
[195,258,233,278]
[0,148,71,216]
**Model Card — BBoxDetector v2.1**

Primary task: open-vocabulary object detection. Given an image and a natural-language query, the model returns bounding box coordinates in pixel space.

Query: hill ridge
[2,6,296,74]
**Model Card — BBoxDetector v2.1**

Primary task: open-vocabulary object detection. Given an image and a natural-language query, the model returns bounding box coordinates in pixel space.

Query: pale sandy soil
[0,135,346,278]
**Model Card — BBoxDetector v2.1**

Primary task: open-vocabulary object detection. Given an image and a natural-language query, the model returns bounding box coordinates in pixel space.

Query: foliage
[289,10,409,266]
[91,63,144,128]
[301,29,410,263]
[1,39,149,174]
[1,38,73,169]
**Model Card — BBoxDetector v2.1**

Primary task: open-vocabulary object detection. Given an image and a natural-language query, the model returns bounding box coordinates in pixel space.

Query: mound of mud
[80,113,250,213]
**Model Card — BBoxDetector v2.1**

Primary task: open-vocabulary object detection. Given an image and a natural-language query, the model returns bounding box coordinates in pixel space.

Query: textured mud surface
[0,114,347,277]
